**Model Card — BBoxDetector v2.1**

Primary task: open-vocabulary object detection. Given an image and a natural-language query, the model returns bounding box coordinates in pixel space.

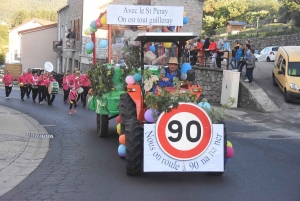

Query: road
[0,89,299,201]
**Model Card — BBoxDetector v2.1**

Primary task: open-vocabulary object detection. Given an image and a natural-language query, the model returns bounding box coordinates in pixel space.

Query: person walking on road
[26,68,33,98]
[37,72,47,104]
[18,71,28,101]
[31,73,39,103]
[69,86,78,115]
[62,70,73,104]
[3,70,13,98]
[246,49,256,86]
[47,74,57,106]
[80,74,91,107]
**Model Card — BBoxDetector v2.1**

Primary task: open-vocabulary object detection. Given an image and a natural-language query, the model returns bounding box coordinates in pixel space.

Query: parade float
[85,4,235,176]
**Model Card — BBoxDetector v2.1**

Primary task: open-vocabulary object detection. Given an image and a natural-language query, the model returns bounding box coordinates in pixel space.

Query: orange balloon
[119,134,126,145]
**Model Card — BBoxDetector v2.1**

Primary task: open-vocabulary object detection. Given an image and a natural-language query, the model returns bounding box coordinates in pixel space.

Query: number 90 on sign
[156,103,212,161]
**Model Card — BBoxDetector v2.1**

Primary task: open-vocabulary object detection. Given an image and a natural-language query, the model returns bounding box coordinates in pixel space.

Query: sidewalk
[0,105,50,196]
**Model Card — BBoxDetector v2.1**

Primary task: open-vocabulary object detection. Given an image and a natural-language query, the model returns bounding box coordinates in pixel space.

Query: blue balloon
[198,102,211,111]
[183,17,189,25]
[181,63,192,74]
[155,29,162,32]
[226,158,230,163]
[149,45,156,53]
[167,26,175,31]
[133,73,142,82]
[90,20,97,29]
[100,40,108,48]
[118,144,126,157]
[85,42,94,51]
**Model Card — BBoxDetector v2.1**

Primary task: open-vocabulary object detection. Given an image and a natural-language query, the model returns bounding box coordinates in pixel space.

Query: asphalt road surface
[0,90,300,201]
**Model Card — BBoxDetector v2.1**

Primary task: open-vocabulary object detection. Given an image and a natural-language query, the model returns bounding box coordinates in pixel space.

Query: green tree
[278,0,299,22]
[11,10,30,28]
[0,53,5,65]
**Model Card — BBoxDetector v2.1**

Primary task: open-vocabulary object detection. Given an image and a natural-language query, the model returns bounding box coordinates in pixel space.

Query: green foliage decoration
[87,63,115,97]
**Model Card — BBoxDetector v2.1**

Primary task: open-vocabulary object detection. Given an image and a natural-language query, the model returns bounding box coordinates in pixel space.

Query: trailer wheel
[208,123,227,176]
[120,93,136,134]
[126,119,143,176]
[98,114,109,138]
[96,114,100,133]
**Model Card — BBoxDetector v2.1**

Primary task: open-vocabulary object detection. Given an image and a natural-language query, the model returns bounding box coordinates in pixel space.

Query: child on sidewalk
[69,86,78,114]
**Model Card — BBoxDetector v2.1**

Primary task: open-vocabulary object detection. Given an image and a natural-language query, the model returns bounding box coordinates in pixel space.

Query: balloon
[198,102,211,111]
[116,115,121,123]
[86,49,93,54]
[155,29,162,32]
[133,73,142,82]
[85,42,94,51]
[167,26,175,31]
[226,158,230,163]
[227,141,233,148]
[183,17,189,25]
[101,17,107,25]
[90,20,97,29]
[149,45,156,53]
[95,18,102,28]
[144,109,159,123]
[118,144,126,157]
[226,146,235,158]
[163,27,169,32]
[119,134,126,145]
[100,40,108,48]
[183,11,187,16]
[181,63,192,74]
[117,123,121,135]
[84,28,92,35]
[90,26,97,33]
[163,42,172,48]
[125,75,135,85]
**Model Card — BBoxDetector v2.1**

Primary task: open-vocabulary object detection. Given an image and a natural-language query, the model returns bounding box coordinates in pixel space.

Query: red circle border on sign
[156,103,212,160]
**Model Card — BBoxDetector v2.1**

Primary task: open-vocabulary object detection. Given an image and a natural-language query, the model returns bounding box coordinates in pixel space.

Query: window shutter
[137,0,151,5]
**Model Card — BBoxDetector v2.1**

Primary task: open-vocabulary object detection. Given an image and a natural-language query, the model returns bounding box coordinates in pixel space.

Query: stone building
[54,0,204,73]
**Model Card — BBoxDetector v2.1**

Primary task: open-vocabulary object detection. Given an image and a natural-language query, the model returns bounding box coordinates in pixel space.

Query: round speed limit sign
[156,103,212,160]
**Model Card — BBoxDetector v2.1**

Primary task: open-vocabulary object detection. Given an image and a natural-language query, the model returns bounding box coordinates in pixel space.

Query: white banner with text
[107,4,184,26]
[143,124,224,172]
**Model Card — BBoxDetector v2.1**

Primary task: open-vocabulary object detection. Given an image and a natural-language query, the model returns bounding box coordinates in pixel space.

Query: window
[288,62,300,76]
[277,55,283,69]
[272,47,279,51]
[137,0,151,5]
[282,59,286,75]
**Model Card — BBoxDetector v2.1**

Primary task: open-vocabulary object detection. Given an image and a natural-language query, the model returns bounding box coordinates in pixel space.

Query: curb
[0,106,49,197]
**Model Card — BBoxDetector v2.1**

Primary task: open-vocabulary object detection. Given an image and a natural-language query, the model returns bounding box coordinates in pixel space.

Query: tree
[11,10,30,28]
[0,53,5,65]
[278,0,299,22]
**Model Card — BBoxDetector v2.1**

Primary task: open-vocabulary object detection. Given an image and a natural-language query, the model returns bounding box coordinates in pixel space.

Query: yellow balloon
[183,11,186,16]
[101,17,107,25]
[186,41,189,45]
[163,42,172,48]
[117,123,121,135]
[227,141,233,148]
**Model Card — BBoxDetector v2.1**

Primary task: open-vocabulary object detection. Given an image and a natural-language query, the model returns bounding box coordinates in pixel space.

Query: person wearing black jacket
[203,33,210,67]
[230,40,239,70]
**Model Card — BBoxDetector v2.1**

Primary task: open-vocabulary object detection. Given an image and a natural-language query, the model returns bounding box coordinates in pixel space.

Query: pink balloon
[95,18,102,28]
[226,146,235,158]
[125,75,135,85]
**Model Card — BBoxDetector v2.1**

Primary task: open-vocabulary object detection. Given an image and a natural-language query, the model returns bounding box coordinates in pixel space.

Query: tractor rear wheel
[208,123,227,176]
[126,119,143,176]
[98,114,109,138]
[120,93,136,134]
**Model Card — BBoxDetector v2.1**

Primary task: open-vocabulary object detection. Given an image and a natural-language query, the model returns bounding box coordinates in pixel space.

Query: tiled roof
[226,21,247,26]
[9,18,56,31]
[18,23,57,35]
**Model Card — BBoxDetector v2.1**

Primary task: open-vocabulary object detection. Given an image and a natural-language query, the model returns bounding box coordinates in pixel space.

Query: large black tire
[209,123,227,176]
[96,114,100,133]
[272,73,278,86]
[284,89,291,103]
[126,119,143,176]
[119,93,136,134]
[267,57,271,62]
[98,114,109,138]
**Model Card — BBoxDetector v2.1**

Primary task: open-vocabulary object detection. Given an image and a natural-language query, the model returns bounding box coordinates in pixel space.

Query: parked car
[254,50,260,61]
[272,46,300,103]
[257,46,279,62]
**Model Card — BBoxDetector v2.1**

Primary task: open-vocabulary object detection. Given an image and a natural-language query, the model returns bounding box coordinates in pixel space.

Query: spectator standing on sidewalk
[245,49,256,86]
[216,37,230,68]
[230,40,239,70]
[203,33,211,67]
[3,70,13,98]
[235,44,244,72]
[239,44,251,80]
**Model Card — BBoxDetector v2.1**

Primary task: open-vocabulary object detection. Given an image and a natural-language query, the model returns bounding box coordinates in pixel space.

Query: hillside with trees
[203,0,300,37]
[0,0,67,25]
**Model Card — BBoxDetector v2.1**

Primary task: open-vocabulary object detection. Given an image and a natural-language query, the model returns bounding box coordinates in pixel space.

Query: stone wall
[228,33,300,51]
[193,67,223,103]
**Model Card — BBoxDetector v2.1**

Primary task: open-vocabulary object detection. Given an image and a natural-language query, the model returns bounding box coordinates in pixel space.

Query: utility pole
[257,17,259,29]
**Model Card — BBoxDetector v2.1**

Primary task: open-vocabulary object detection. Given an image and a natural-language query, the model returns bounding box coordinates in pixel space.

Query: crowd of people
[2,68,92,114]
